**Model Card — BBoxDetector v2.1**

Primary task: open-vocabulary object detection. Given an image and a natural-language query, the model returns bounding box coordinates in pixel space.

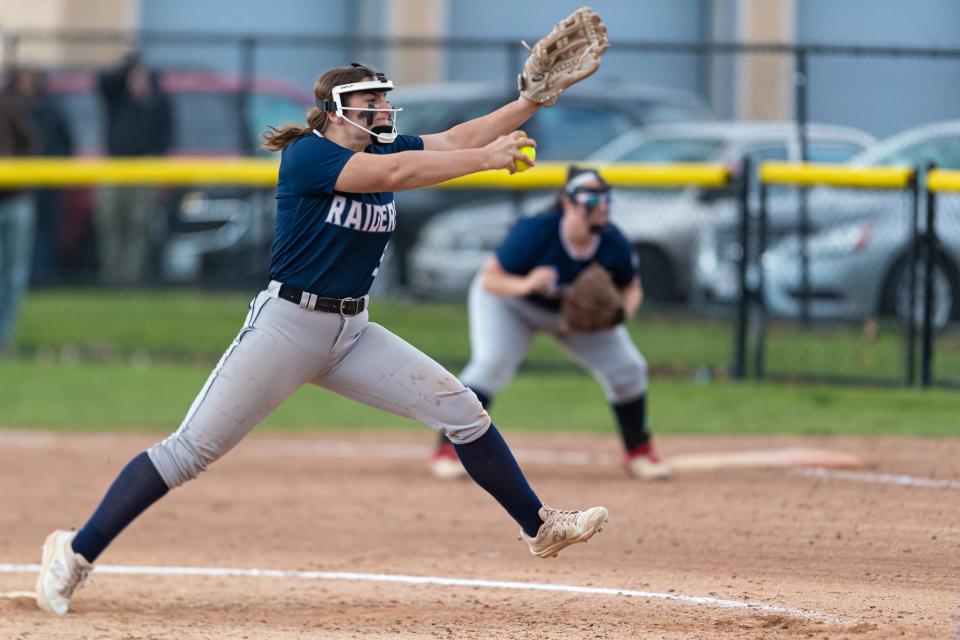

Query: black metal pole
[733,157,751,379]
[508,41,524,92]
[754,181,769,379]
[795,49,811,326]
[905,170,920,386]
[239,36,256,154]
[921,169,937,387]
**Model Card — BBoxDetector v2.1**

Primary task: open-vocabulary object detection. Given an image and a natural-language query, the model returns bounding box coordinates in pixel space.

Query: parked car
[694,119,960,318]
[44,69,312,285]
[408,121,873,301]
[375,80,714,293]
[761,209,960,327]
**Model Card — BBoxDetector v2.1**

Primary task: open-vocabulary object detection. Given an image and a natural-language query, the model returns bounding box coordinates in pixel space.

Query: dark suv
[45,69,311,285]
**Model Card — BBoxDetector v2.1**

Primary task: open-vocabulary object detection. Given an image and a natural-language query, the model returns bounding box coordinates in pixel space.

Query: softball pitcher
[36,9,611,616]
[430,166,671,481]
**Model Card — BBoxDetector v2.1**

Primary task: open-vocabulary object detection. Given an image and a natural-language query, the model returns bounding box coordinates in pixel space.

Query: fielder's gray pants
[149,281,491,488]
[460,276,648,404]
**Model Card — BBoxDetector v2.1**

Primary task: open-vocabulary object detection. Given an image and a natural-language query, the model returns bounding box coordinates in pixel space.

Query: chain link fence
[3,31,960,385]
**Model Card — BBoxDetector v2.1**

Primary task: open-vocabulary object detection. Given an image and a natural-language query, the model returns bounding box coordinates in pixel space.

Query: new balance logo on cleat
[36,530,93,615]
[521,504,608,559]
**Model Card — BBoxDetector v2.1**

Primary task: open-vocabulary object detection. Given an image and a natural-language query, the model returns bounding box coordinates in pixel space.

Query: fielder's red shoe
[430,441,468,479]
[624,442,672,480]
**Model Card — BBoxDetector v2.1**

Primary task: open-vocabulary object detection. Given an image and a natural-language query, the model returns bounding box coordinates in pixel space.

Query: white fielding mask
[325,79,403,144]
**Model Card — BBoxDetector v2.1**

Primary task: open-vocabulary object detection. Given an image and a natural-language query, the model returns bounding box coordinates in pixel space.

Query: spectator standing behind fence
[95,54,173,286]
[0,70,38,352]
[13,68,74,285]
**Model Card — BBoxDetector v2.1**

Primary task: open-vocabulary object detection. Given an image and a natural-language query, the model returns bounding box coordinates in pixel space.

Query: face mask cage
[316,66,404,144]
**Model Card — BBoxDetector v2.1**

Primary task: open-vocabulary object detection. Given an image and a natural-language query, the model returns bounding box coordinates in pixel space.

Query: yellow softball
[516,144,536,173]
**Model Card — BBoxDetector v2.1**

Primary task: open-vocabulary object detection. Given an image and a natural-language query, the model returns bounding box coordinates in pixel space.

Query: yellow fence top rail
[437,162,730,189]
[927,169,960,193]
[0,158,730,189]
[0,157,280,187]
[759,162,914,189]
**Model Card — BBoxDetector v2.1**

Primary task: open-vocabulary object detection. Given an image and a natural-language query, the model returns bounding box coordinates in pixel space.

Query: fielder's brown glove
[518,6,609,107]
[561,263,625,332]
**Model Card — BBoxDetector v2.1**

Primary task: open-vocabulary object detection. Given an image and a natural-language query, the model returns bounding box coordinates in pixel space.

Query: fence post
[795,48,812,326]
[905,169,920,386]
[921,164,938,387]
[507,41,524,91]
[753,180,769,380]
[732,157,751,379]
[239,36,256,152]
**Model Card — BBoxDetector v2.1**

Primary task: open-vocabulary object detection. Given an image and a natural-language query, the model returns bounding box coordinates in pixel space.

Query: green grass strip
[1,359,955,436]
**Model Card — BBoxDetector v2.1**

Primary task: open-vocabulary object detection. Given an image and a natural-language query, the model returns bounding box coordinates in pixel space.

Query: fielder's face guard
[565,168,612,233]
[317,63,403,144]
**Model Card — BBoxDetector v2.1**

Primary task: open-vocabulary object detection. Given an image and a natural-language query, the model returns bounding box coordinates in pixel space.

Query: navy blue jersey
[269,131,423,298]
[496,209,639,311]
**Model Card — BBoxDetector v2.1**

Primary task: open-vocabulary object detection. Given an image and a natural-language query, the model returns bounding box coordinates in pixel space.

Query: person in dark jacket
[0,69,39,351]
[12,68,74,284]
[95,54,173,285]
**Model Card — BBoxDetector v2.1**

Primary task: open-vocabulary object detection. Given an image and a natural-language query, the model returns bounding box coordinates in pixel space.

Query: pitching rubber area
[0,429,956,639]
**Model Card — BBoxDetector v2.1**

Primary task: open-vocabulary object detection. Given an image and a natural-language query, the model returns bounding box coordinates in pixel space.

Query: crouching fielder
[35,7,611,615]
[431,166,671,481]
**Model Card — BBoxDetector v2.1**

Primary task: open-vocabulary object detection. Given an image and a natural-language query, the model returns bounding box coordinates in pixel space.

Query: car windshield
[54,86,309,157]
[394,98,471,136]
[635,101,713,125]
[849,131,960,167]
[615,137,726,162]
[173,92,247,154]
[249,92,311,157]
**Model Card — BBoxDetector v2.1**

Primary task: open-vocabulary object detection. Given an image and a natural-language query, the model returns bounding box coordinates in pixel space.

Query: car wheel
[881,253,959,328]
[634,244,678,303]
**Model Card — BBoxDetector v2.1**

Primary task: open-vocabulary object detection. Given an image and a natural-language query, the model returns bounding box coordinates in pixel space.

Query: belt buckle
[339,298,350,317]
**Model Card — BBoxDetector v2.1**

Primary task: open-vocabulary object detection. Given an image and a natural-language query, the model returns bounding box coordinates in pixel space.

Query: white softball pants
[459,276,648,403]
[148,283,491,488]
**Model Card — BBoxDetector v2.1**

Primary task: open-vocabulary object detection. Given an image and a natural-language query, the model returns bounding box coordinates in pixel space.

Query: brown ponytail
[261,65,374,152]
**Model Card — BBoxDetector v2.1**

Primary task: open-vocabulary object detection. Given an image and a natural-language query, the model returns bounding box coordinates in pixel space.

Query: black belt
[277,283,367,316]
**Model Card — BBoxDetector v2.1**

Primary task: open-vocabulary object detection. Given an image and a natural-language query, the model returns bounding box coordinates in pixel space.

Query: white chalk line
[1,429,956,491]
[795,467,960,490]
[0,563,847,624]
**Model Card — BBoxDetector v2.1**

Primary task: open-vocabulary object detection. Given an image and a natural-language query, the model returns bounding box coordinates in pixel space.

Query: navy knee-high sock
[71,451,170,563]
[453,424,543,537]
[612,394,650,452]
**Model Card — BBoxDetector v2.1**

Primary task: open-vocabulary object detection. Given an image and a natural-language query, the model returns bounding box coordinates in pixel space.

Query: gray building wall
[447,0,709,95]
[796,0,960,136]
[134,0,960,138]
[139,0,354,90]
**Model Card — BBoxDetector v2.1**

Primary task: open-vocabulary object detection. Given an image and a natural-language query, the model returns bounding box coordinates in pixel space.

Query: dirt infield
[0,430,957,639]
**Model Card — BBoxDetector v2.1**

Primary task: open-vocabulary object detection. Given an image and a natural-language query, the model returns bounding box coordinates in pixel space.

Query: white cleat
[36,530,93,615]
[429,442,468,480]
[624,443,672,480]
[521,504,609,559]
[626,454,673,480]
